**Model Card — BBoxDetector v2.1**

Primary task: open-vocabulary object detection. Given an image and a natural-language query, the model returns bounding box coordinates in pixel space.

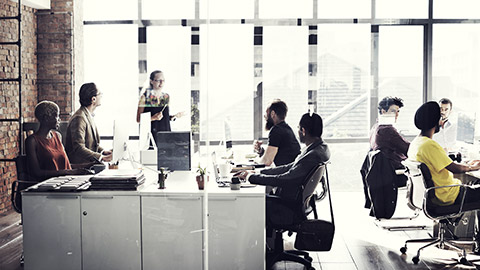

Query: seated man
[432,98,456,152]
[66,83,112,163]
[370,96,410,171]
[408,101,480,252]
[26,101,93,181]
[239,112,330,225]
[254,99,300,166]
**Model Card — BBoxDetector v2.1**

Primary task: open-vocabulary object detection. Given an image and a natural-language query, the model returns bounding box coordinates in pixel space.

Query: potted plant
[196,165,208,190]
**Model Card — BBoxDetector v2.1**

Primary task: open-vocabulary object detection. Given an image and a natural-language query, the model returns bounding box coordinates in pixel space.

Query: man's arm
[446,160,480,173]
[378,126,410,155]
[260,146,278,166]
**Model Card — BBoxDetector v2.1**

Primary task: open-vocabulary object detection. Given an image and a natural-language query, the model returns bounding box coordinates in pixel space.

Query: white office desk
[22,170,265,270]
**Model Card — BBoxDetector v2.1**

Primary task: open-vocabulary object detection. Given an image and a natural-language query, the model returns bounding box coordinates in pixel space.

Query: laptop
[212,151,255,188]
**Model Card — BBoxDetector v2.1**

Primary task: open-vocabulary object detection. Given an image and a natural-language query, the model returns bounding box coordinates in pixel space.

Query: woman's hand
[152,111,164,121]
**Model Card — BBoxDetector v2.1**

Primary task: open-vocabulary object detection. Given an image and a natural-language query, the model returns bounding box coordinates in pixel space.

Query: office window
[142,0,195,20]
[316,24,371,138]
[200,0,254,19]
[259,0,313,19]
[83,0,138,21]
[263,26,309,138]
[83,25,138,140]
[317,0,371,19]
[199,24,254,142]
[379,26,423,135]
[375,0,428,19]
[434,0,480,19]
[146,26,191,132]
[432,25,480,134]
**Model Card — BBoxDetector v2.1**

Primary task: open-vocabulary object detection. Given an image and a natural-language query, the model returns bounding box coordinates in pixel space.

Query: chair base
[400,220,473,265]
[267,231,314,270]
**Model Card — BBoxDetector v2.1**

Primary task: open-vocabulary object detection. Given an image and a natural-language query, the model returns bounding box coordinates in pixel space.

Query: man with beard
[408,101,480,253]
[238,112,330,226]
[433,98,456,152]
[254,99,300,166]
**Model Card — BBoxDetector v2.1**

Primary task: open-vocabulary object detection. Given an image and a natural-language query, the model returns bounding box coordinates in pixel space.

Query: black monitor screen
[156,131,191,171]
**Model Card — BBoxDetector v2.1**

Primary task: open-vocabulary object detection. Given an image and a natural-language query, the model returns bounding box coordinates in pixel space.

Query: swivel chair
[400,160,480,265]
[266,163,328,270]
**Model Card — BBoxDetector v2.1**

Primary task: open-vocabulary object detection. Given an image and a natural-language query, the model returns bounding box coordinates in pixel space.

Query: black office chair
[266,163,328,270]
[400,160,480,265]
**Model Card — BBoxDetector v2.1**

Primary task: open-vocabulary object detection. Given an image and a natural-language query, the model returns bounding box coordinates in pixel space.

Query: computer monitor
[139,112,153,151]
[156,131,191,171]
[457,112,476,145]
[112,119,129,164]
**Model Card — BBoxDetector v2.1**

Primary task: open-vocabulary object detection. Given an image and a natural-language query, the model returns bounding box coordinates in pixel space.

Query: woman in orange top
[26,101,92,181]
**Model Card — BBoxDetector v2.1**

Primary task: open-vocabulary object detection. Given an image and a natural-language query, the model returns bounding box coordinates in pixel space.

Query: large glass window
[259,0,313,19]
[379,26,423,135]
[375,0,428,19]
[142,0,195,20]
[200,0,254,19]
[263,26,309,137]
[83,25,138,140]
[316,24,371,138]
[199,24,254,142]
[317,0,371,19]
[433,24,480,138]
[434,0,480,19]
[83,0,138,21]
[146,26,191,132]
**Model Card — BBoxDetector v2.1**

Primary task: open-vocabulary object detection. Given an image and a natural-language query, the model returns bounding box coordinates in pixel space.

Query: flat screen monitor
[139,112,152,151]
[456,112,476,145]
[156,131,191,171]
[112,120,129,164]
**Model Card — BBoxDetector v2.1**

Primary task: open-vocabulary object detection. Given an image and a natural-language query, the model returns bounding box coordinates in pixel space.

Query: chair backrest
[301,164,327,213]
[402,160,428,211]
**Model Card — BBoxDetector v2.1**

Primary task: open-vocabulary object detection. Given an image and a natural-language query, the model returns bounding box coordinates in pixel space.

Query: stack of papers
[89,169,145,190]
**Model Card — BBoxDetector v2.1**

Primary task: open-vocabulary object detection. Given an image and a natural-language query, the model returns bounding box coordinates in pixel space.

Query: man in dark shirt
[370,96,410,169]
[254,100,300,166]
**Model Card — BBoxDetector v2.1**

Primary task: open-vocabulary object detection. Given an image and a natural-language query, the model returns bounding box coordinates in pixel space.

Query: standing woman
[26,101,92,181]
[136,70,183,136]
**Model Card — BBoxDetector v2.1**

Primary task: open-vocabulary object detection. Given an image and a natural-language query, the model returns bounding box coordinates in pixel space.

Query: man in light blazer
[66,83,112,164]
[238,112,330,224]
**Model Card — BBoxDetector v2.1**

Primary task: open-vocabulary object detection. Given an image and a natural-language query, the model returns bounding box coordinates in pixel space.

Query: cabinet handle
[209,197,237,201]
[82,196,114,199]
[46,196,79,199]
[167,197,201,201]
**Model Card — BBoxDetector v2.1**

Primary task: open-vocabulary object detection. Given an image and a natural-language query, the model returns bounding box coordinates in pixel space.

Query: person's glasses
[153,79,164,83]
[96,92,103,96]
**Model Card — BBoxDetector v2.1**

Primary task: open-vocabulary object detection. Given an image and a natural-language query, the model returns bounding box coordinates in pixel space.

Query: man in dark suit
[238,112,330,225]
[66,83,112,163]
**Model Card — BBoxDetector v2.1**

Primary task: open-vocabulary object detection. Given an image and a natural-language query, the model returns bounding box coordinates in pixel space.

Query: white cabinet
[142,195,203,270]
[81,195,141,270]
[208,196,265,270]
[22,194,82,270]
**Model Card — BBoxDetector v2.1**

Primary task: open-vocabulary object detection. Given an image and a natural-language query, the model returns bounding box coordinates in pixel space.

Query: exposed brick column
[37,0,74,120]
[0,0,37,213]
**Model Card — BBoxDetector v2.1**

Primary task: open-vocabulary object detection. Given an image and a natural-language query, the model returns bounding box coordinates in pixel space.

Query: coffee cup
[218,163,231,178]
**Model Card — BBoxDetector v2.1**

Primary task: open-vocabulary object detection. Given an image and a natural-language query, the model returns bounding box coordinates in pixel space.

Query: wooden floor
[2,192,480,270]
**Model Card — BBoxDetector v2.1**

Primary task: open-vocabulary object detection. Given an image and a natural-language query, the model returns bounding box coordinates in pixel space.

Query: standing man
[254,99,300,166]
[66,82,112,163]
[433,98,456,152]
[370,96,410,171]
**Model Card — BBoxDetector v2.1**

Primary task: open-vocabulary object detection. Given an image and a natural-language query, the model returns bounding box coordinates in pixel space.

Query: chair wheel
[400,247,407,254]
[460,257,469,265]
[412,256,420,264]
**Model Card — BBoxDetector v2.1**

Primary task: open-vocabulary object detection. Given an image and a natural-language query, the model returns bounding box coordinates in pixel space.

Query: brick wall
[0,0,37,213]
[37,0,74,119]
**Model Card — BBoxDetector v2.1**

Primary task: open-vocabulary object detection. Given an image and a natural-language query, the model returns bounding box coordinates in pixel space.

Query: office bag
[294,167,335,251]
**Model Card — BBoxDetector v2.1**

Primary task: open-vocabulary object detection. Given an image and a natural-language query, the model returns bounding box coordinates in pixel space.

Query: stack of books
[89,169,145,190]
